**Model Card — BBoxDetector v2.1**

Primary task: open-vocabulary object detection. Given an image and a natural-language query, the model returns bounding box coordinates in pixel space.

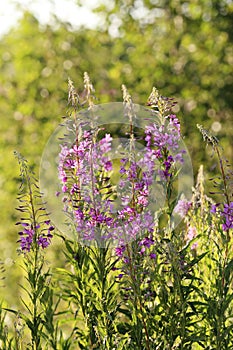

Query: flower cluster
[58,132,113,194]
[17,221,54,252]
[112,211,155,246]
[222,202,233,231]
[57,114,186,247]
[57,81,187,254]
[174,197,192,218]
[115,235,156,271]
[15,151,54,254]
[58,136,156,246]
[139,236,156,258]
[58,130,116,242]
[144,114,186,180]
[211,202,233,231]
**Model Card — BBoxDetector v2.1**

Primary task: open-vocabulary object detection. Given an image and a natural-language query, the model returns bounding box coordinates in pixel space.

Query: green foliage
[0,302,14,349]
[0,2,232,305]
[56,240,120,349]
[0,1,232,347]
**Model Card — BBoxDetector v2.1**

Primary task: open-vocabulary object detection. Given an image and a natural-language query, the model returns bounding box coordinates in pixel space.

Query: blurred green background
[0,0,232,306]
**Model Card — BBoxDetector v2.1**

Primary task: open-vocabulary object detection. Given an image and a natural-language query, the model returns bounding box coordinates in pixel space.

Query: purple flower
[99,134,112,153]
[57,108,187,247]
[17,224,34,252]
[186,226,198,250]
[20,236,33,252]
[120,166,127,174]
[222,202,233,231]
[70,183,80,195]
[144,116,185,181]
[187,226,197,241]
[210,203,220,214]
[115,246,126,257]
[174,198,192,218]
[139,246,146,254]
[58,131,115,243]
[139,237,154,248]
[37,235,50,249]
[191,242,198,250]
[104,160,112,171]
[210,202,233,231]
[17,221,54,253]
[137,195,148,207]
[149,253,156,259]
[64,159,75,168]
[62,185,68,193]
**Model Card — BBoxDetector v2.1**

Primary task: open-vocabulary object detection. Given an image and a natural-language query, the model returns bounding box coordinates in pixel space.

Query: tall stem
[122,85,151,349]
[126,243,151,350]
[26,167,42,350]
[214,144,231,296]
[214,145,230,206]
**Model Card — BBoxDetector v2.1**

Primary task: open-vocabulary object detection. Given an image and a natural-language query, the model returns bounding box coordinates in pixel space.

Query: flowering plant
[0,74,232,350]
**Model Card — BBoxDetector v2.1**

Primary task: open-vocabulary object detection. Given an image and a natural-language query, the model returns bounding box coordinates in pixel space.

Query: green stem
[214,144,231,313]
[126,244,151,350]
[214,145,230,207]
[26,168,41,350]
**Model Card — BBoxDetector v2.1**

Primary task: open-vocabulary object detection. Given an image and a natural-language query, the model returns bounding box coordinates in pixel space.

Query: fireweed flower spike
[197,124,219,146]
[14,152,55,350]
[144,118,185,180]
[58,76,116,244]
[113,86,187,262]
[197,123,233,236]
[58,131,115,242]
[195,124,233,348]
[15,151,54,253]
